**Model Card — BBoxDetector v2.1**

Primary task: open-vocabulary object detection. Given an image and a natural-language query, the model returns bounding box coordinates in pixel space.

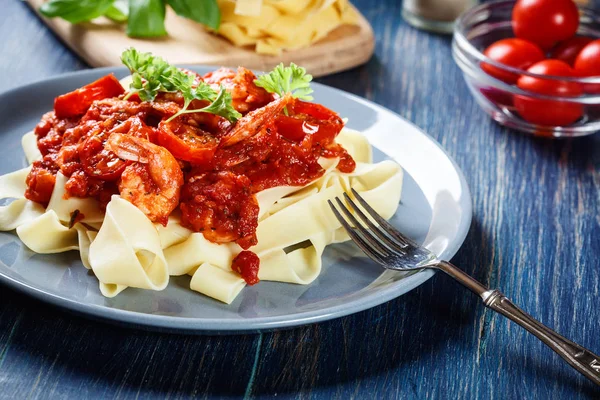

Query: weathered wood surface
[0,0,599,398]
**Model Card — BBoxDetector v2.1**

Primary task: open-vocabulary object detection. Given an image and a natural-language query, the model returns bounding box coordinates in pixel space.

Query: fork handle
[437,261,600,386]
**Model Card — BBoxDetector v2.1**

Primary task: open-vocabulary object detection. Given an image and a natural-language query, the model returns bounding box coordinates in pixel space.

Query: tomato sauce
[231,250,260,285]
[25,68,356,282]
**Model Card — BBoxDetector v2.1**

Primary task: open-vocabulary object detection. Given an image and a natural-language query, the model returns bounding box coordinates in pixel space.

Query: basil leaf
[40,0,115,24]
[166,0,220,30]
[127,0,168,38]
[105,0,128,22]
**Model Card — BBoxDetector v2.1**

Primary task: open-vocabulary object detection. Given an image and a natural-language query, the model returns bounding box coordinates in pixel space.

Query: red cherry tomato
[158,120,219,166]
[274,100,344,143]
[514,59,583,126]
[54,74,125,119]
[80,134,129,180]
[551,36,594,66]
[574,39,600,93]
[481,38,545,84]
[480,87,514,108]
[512,0,579,50]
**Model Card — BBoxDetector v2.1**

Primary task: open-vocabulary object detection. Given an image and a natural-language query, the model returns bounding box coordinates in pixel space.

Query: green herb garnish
[120,48,241,123]
[254,63,314,102]
[39,0,220,38]
[190,86,241,122]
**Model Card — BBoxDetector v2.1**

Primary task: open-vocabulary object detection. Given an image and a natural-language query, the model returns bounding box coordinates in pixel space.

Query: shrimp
[203,67,275,114]
[219,93,293,147]
[105,133,183,225]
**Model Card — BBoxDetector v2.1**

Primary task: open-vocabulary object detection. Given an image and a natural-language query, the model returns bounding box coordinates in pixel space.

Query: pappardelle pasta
[0,50,402,304]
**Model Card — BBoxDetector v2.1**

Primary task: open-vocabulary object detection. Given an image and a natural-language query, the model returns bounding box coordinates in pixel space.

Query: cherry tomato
[54,74,125,119]
[551,37,594,66]
[480,87,514,108]
[275,100,343,143]
[514,59,583,126]
[158,120,219,166]
[481,38,545,84]
[80,134,129,180]
[512,0,579,50]
[274,115,307,142]
[574,39,600,93]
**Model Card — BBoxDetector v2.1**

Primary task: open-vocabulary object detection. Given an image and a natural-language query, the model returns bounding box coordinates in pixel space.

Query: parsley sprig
[254,63,314,102]
[120,48,241,123]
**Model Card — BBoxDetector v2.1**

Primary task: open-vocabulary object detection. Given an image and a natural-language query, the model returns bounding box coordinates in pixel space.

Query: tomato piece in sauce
[54,74,125,119]
[80,134,129,181]
[275,100,344,144]
[231,251,260,285]
[158,120,219,166]
[74,117,154,183]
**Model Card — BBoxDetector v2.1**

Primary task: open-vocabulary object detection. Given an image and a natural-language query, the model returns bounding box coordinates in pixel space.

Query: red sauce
[231,250,260,285]
[180,171,259,249]
[25,154,59,206]
[35,112,79,156]
[24,68,356,282]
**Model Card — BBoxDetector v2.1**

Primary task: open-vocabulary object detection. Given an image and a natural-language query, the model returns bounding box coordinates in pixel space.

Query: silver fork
[328,188,600,386]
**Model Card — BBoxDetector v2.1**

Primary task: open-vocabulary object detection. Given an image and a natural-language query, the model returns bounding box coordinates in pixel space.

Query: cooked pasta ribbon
[89,196,169,296]
[0,167,45,231]
[47,173,104,224]
[190,262,246,304]
[22,131,42,164]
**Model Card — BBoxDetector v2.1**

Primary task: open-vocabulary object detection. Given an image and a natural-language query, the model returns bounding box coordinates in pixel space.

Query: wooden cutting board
[25,0,374,77]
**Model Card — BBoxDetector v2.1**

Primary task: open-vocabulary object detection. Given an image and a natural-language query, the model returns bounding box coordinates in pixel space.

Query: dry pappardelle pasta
[0,49,402,304]
[221,0,360,55]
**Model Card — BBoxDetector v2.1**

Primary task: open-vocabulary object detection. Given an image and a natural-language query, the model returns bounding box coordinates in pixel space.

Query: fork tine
[327,200,388,265]
[342,192,407,252]
[334,198,390,256]
[350,188,418,248]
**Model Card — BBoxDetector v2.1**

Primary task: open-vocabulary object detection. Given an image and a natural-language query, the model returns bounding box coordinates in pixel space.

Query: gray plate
[0,67,472,334]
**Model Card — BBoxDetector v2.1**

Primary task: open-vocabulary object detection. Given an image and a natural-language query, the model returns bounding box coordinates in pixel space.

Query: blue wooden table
[1,1,599,398]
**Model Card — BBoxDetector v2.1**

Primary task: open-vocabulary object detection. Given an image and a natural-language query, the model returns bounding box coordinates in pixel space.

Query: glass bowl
[452,0,600,137]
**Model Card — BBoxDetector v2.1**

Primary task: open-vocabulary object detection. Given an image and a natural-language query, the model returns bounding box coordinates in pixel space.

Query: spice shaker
[402,0,478,34]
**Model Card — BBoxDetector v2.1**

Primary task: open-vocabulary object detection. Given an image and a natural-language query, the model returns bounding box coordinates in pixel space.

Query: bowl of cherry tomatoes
[453,0,600,137]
